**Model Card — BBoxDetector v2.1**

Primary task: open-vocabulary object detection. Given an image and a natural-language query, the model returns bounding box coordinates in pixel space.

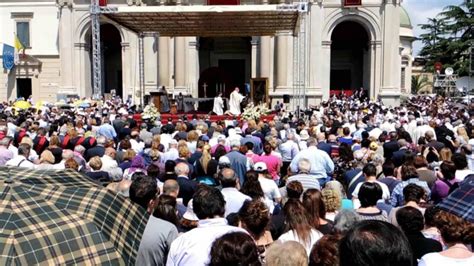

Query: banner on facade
[344,0,362,6]
[2,44,15,70]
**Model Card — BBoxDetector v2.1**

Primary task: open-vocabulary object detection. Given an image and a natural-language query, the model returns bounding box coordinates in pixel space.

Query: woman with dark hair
[333,142,356,183]
[153,195,179,227]
[431,160,461,203]
[302,189,334,235]
[254,142,282,182]
[278,200,323,255]
[241,170,265,200]
[238,199,273,261]
[355,182,388,221]
[213,144,227,162]
[419,211,474,265]
[210,232,261,266]
[422,206,443,245]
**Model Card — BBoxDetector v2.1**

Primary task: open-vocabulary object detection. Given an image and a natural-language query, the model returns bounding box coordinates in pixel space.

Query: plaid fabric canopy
[0,167,148,265]
[437,175,473,223]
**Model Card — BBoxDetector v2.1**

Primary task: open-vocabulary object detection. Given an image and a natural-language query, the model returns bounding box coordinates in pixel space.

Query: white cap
[254,162,268,172]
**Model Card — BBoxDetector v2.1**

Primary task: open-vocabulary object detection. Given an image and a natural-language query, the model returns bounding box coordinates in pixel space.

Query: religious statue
[228,87,244,115]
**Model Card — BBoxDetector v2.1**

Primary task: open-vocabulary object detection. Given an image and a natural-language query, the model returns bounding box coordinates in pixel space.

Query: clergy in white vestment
[212,93,224,115]
[228,87,244,115]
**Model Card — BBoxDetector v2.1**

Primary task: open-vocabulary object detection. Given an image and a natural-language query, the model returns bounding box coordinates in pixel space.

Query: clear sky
[403,0,464,56]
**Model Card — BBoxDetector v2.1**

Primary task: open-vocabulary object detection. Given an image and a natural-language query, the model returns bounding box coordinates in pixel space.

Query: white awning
[104,4,300,37]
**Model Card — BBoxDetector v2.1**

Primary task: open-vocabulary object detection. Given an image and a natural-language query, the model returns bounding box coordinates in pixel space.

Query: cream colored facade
[0,0,414,107]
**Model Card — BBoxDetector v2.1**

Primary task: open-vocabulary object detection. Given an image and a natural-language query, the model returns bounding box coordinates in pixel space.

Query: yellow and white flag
[14,34,25,64]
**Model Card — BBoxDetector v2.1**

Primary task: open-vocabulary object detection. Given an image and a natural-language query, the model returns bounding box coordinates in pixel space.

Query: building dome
[400,6,412,29]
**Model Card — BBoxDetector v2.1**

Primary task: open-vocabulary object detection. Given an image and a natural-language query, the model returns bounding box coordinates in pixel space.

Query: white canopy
[105,4,300,37]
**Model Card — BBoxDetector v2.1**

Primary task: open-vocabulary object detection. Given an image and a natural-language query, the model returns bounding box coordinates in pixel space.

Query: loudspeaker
[283,94,290,103]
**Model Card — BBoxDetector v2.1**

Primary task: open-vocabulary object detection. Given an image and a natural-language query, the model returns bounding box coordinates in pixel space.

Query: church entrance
[87,24,123,98]
[198,37,251,111]
[330,21,370,96]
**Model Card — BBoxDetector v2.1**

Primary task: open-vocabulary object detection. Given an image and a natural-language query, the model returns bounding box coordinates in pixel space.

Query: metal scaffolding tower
[292,1,308,112]
[90,0,117,99]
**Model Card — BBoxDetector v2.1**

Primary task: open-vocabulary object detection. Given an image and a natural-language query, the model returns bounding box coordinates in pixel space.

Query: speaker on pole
[283,94,290,103]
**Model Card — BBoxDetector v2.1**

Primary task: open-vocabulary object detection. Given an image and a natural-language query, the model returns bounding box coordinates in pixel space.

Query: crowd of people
[0,94,473,266]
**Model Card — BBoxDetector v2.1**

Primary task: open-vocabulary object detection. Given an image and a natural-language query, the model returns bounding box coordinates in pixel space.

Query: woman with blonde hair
[321,188,343,222]
[187,130,199,153]
[194,144,218,185]
[36,150,56,170]
[47,135,63,164]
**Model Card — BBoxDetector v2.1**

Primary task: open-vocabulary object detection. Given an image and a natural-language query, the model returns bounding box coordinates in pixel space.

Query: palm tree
[411,75,431,94]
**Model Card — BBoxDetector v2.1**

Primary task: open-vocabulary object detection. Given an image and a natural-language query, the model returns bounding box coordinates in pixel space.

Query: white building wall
[0,1,60,102]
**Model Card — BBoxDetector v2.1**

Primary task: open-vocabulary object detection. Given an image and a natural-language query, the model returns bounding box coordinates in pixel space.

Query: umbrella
[437,175,473,223]
[0,167,148,265]
[13,101,31,110]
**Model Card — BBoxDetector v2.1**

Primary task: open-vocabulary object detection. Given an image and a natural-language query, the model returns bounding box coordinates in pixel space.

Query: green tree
[418,2,473,76]
[411,75,431,94]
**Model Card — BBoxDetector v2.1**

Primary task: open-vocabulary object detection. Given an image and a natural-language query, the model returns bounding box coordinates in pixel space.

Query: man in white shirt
[219,168,251,217]
[6,143,35,169]
[161,140,179,163]
[167,186,246,266]
[100,147,123,180]
[352,163,391,209]
[254,162,281,214]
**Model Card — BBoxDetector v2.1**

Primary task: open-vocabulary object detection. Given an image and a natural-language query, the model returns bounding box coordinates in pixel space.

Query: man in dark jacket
[396,206,442,261]
[383,131,400,160]
[175,162,198,206]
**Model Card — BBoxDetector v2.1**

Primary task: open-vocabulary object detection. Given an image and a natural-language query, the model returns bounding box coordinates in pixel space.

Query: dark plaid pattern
[0,167,148,265]
[437,175,473,223]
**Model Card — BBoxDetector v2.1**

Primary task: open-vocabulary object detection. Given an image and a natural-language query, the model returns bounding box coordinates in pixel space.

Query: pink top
[255,154,282,180]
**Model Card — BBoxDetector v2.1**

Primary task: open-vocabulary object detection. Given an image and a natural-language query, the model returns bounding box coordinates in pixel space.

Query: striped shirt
[287,173,321,191]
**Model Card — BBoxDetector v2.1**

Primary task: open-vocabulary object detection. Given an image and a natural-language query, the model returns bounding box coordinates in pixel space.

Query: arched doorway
[87,24,123,97]
[330,21,370,96]
[198,37,251,110]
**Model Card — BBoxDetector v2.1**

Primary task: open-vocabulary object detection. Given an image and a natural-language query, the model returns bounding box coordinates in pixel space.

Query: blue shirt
[289,146,334,178]
[97,123,117,140]
[390,178,431,207]
[279,140,299,162]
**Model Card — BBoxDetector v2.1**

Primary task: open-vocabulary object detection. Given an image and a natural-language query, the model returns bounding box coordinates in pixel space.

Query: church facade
[0,0,414,107]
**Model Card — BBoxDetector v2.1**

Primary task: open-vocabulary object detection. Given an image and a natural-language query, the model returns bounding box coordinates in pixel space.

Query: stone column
[274,35,288,89]
[174,37,186,91]
[321,41,332,100]
[121,42,131,100]
[259,36,271,79]
[187,38,199,98]
[158,37,170,87]
[251,37,259,78]
[144,35,158,94]
[59,6,75,94]
[380,2,401,99]
[74,43,88,97]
